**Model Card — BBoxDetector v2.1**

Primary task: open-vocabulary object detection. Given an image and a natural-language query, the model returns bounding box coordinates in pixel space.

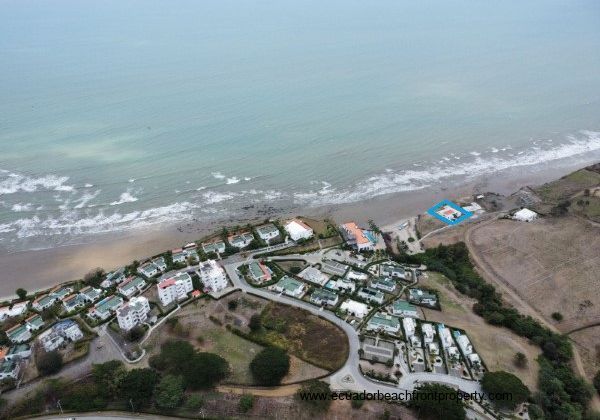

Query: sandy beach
[0,160,591,300]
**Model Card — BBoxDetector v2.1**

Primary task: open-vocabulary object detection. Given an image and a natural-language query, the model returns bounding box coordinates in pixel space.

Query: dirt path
[463,216,600,411]
[217,384,300,397]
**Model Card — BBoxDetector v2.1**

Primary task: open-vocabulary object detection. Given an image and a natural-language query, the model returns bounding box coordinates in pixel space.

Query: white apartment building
[117,296,151,331]
[157,272,194,306]
[198,260,228,292]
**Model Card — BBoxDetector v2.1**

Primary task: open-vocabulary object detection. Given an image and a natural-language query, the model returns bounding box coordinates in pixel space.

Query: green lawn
[202,328,264,385]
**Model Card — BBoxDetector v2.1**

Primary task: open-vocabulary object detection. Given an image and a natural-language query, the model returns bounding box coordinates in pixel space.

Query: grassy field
[415,214,446,238]
[419,272,541,390]
[251,302,349,371]
[143,293,328,385]
[533,168,600,205]
[569,325,600,381]
[275,259,309,273]
[469,217,600,333]
[571,194,600,222]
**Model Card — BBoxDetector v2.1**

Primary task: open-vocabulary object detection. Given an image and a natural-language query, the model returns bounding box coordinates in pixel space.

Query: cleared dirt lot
[468,216,600,332]
[419,272,541,390]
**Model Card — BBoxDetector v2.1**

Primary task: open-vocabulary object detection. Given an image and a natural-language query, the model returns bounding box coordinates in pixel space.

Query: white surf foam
[226,177,240,185]
[0,172,74,195]
[295,130,600,206]
[11,203,33,212]
[110,190,138,206]
[212,172,226,180]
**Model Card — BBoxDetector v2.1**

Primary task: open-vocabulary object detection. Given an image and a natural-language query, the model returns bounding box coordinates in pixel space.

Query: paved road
[222,254,483,398]
[5,330,120,405]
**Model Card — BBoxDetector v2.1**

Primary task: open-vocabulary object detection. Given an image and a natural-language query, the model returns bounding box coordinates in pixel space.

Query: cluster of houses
[252,219,483,381]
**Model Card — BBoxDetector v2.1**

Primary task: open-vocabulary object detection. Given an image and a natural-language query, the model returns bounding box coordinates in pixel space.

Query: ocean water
[1,0,600,250]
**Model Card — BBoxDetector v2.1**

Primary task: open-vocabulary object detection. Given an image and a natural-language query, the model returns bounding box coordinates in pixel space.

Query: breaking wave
[1,130,599,249]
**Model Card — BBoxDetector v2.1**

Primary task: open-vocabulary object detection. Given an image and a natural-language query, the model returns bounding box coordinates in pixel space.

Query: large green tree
[36,351,63,376]
[408,384,465,420]
[250,347,290,386]
[92,360,127,399]
[185,352,230,389]
[120,368,159,407]
[481,371,530,410]
[154,374,185,409]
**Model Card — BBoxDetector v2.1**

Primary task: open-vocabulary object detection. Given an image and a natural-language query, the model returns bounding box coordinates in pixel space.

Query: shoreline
[0,159,591,300]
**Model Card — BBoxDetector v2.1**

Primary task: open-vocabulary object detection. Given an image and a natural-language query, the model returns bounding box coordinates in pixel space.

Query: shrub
[297,380,332,412]
[154,374,185,409]
[184,394,204,410]
[84,268,105,288]
[551,312,563,321]
[36,351,63,376]
[239,394,254,412]
[351,398,364,409]
[15,288,27,301]
[249,314,262,331]
[228,300,238,311]
[125,325,145,342]
[513,352,527,368]
[250,347,290,386]
[121,368,159,407]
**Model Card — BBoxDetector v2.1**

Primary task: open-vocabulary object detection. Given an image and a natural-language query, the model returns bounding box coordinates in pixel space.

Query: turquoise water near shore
[1,0,600,250]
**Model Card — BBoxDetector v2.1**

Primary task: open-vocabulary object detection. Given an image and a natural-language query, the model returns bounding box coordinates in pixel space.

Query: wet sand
[0,160,592,300]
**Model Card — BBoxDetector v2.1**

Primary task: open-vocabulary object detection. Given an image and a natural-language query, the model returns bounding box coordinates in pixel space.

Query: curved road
[222,254,483,397]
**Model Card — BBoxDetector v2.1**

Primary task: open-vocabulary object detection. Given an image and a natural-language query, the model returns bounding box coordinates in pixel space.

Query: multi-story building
[339,222,376,251]
[117,296,151,331]
[157,272,194,306]
[198,260,228,292]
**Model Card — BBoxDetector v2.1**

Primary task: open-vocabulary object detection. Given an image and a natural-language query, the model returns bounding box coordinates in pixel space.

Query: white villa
[0,302,28,322]
[422,323,435,344]
[366,312,401,334]
[272,276,305,298]
[370,277,396,293]
[438,324,453,348]
[202,240,226,255]
[454,331,473,355]
[324,278,356,294]
[137,262,159,278]
[298,266,329,286]
[256,223,280,242]
[340,299,369,319]
[284,219,313,241]
[403,317,416,338]
[117,276,146,298]
[309,289,339,306]
[391,300,419,318]
[357,287,385,305]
